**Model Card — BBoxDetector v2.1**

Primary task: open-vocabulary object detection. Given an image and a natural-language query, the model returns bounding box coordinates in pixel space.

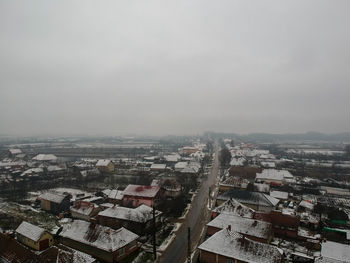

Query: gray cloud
[1,0,350,136]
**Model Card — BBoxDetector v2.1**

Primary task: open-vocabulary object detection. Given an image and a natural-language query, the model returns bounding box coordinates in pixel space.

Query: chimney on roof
[227,225,231,232]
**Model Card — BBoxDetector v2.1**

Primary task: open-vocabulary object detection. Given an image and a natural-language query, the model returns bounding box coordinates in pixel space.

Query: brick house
[70,200,101,221]
[216,190,279,213]
[122,184,161,208]
[206,214,273,243]
[60,220,139,263]
[199,228,283,263]
[98,204,162,235]
[211,198,255,219]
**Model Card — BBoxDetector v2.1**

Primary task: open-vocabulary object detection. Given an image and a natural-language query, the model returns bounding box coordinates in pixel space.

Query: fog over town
[1,1,350,263]
[1,1,350,136]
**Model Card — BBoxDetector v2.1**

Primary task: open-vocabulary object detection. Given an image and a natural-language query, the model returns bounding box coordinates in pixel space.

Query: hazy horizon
[1,1,350,136]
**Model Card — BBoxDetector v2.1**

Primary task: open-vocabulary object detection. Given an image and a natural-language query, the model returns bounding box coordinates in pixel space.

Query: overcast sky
[0,1,349,136]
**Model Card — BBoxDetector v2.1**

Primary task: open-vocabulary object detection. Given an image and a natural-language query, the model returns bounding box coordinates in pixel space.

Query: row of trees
[219,147,231,167]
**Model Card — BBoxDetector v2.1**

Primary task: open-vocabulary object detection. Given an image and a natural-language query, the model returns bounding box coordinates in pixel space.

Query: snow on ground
[179,204,191,219]
[158,233,176,252]
[0,200,59,231]
[172,223,181,232]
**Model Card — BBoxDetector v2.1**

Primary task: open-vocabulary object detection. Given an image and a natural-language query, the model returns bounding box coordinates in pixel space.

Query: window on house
[227,259,234,263]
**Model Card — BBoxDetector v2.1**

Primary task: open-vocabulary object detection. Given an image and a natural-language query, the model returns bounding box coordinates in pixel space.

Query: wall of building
[17,232,53,251]
[61,237,114,263]
[122,196,155,208]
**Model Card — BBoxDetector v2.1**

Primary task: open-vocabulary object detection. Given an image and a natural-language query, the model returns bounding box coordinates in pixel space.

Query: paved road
[158,147,220,263]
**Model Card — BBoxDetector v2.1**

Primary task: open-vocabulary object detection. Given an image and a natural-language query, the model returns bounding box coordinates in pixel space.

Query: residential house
[256,210,300,239]
[102,189,124,204]
[174,161,188,172]
[38,192,70,215]
[98,204,162,235]
[216,190,279,212]
[96,159,115,172]
[198,228,283,263]
[180,162,201,175]
[212,198,255,219]
[161,179,182,198]
[255,169,294,186]
[8,148,22,158]
[163,153,181,163]
[180,146,199,155]
[298,200,314,212]
[16,221,54,251]
[59,220,139,263]
[219,176,249,193]
[206,214,273,243]
[70,201,101,221]
[122,184,161,208]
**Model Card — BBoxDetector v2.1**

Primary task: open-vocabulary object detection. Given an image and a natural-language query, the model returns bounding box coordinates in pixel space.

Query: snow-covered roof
[70,201,97,216]
[98,204,161,223]
[163,154,181,162]
[47,165,65,172]
[21,167,44,177]
[41,244,96,263]
[150,163,166,170]
[0,160,26,167]
[230,157,246,167]
[220,176,249,188]
[39,192,69,204]
[254,183,270,193]
[180,162,201,174]
[207,214,272,239]
[321,186,350,197]
[9,149,22,155]
[174,162,188,170]
[198,229,283,263]
[256,169,293,181]
[123,184,160,198]
[270,191,289,200]
[212,199,255,218]
[16,221,46,242]
[260,161,276,168]
[217,190,279,207]
[96,159,113,167]
[103,189,124,200]
[318,241,350,262]
[33,154,57,161]
[299,200,314,210]
[60,220,138,252]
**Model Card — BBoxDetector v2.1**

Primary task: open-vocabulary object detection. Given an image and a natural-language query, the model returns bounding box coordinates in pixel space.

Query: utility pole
[208,187,211,208]
[187,227,191,263]
[153,205,157,260]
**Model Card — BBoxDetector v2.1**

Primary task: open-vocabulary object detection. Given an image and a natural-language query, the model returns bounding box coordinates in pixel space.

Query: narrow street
[158,146,220,263]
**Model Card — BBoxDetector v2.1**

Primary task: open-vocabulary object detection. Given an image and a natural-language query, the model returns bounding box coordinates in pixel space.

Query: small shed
[16,221,54,251]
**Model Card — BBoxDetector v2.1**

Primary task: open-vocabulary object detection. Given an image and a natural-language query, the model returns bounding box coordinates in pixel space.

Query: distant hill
[204,131,350,143]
